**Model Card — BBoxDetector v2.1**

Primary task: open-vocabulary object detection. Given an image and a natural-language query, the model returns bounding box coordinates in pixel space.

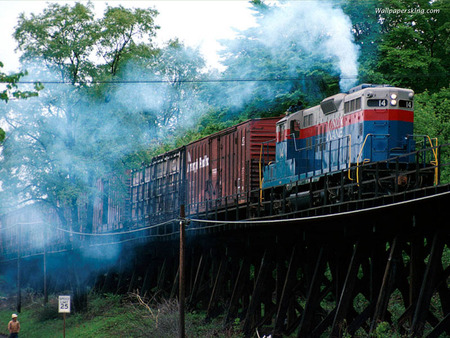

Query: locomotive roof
[280,84,414,121]
[347,83,392,93]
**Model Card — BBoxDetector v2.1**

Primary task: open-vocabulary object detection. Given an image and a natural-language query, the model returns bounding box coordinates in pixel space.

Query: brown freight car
[93,173,130,233]
[185,117,278,219]
[130,147,186,227]
[128,117,278,226]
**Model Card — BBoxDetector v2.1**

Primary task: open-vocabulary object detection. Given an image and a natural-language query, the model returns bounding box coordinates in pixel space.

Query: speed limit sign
[58,295,71,313]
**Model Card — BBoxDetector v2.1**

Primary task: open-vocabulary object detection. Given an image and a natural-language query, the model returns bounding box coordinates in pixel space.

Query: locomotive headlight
[390,93,398,100]
[391,99,397,106]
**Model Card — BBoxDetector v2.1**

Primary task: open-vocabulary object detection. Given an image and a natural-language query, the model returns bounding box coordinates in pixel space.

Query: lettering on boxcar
[188,155,210,173]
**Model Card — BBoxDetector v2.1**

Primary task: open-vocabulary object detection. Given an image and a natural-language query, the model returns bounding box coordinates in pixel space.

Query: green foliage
[97,5,159,76]
[0,294,243,337]
[372,321,398,337]
[14,2,98,84]
[0,62,42,102]
[14,2,160,84]
[414,87,450,182]
[414,88,450,142]
[1,2,163,222]
[345,0,449,93]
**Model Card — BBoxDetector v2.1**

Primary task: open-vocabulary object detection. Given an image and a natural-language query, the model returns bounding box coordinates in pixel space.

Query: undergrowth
[0,292,243,337]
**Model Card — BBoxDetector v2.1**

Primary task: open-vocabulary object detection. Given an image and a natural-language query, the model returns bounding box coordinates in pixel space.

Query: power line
[14,72,448,85]
[15,76,355,85]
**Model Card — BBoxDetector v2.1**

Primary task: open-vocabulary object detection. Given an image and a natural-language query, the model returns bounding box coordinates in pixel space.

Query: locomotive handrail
[346,134,353,181]
[262,133,355,184]
[425,135,439,185]
[402,134,439,185]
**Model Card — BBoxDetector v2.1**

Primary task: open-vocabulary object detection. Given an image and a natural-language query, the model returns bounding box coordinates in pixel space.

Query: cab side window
[290,120,300,138]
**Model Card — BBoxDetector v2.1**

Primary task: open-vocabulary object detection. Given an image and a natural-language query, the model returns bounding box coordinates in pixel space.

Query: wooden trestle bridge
[1,184,448,337]
[178,185,450,337]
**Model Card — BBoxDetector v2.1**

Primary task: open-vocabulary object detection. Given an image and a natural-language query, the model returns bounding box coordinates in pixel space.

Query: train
[1,84,440,252]
[128,83,439,225]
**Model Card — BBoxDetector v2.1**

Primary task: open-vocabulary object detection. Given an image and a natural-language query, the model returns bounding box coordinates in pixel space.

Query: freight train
[0,84,440,252]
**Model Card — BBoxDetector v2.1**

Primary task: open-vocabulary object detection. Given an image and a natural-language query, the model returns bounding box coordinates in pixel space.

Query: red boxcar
[185,117,279,216]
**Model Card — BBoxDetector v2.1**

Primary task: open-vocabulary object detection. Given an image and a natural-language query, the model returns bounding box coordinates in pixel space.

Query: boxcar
[185,117,279,217]
[93,174,130,232]
[130,147,186,227]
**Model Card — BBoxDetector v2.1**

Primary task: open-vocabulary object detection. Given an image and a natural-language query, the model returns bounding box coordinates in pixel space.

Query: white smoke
[252,1,359,91]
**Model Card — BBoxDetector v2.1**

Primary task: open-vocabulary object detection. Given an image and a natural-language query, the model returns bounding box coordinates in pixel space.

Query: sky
[0,0,257,73]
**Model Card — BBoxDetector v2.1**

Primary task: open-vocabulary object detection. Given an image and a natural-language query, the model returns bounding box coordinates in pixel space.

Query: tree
[1,2,159,231]
[414,87,450,143]
[141,39,207,129]
[14,2,98,85]
[97,5,159,76]
[344,0,449,93]
[1,61,42,164]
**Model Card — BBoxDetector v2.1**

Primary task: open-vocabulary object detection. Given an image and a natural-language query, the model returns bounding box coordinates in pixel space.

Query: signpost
[58,295,71,338]
[179,205,185,338]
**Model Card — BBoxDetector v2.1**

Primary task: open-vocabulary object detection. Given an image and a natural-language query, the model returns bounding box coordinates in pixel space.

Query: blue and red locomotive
[262,84,422,189]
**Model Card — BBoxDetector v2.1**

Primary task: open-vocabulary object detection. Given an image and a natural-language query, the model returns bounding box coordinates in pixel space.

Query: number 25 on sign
[58,295,71,313]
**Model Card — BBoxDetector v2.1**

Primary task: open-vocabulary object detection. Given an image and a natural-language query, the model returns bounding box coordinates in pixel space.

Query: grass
[0,292,244,337]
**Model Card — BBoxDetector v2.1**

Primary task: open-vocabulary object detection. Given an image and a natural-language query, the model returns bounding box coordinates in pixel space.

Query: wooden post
[17,223,22,313]
[44,223,48,305]
[370,237,398,334]
[179,205,186,338]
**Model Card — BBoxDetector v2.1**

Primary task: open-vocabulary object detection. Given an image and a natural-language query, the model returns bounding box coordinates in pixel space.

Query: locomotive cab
[264,114,303,187]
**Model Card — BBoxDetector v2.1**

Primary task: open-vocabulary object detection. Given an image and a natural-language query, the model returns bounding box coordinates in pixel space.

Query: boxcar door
[209,136,221,209]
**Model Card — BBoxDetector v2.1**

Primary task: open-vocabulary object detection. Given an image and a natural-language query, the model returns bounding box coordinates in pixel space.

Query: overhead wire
[12,72,448,86]
[9,72,448,85]
[15,76,358,85]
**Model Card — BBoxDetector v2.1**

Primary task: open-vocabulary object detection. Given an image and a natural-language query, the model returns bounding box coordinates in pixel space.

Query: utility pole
[179,205,186,338]
[44,223,48,305]
[17,223,22,313]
